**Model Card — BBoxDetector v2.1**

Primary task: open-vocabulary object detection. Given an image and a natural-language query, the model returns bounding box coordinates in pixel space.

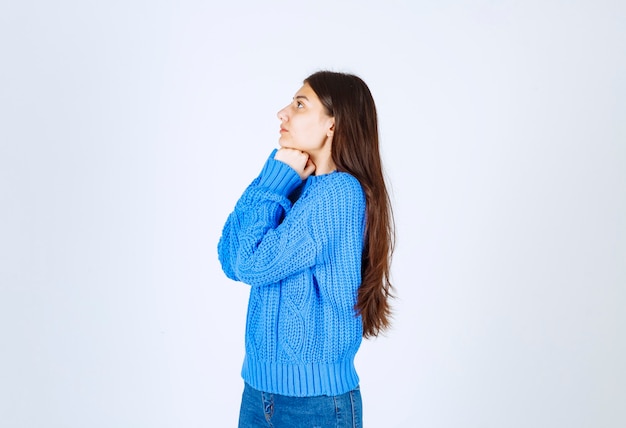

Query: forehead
[294,83,320,102]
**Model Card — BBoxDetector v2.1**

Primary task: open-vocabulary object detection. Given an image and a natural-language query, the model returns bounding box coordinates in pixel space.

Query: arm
[218,151,366,287]
[217,150,314,286]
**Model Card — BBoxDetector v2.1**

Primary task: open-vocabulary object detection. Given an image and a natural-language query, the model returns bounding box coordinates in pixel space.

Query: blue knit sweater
[218,150,366,397]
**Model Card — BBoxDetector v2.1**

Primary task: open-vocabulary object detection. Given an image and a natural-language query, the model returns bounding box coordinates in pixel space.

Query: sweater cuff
[257,149,303,196]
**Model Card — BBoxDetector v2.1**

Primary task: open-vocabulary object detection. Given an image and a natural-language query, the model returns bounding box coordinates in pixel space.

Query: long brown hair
[305,71,395,338]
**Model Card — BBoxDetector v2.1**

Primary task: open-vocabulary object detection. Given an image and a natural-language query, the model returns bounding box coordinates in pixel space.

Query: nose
[277,106,288,122]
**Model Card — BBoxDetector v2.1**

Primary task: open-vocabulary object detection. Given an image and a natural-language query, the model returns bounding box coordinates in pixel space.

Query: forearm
[218,150,312,285]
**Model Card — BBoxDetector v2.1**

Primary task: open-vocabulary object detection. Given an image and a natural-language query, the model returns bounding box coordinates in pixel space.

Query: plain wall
[1,1,624,427]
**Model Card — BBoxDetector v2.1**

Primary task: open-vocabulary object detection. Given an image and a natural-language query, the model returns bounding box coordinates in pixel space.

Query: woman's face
[277,83,334,155]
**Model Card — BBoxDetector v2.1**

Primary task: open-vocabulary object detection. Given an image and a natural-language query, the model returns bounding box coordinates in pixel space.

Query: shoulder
[300,173,366,218]
[332,171,363,191]
[311,172,364,202]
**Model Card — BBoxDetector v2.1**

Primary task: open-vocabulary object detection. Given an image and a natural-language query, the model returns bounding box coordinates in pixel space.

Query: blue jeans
[238,382,363,428]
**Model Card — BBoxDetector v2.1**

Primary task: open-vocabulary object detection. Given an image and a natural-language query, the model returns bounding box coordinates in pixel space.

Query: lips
[280,127,288,133]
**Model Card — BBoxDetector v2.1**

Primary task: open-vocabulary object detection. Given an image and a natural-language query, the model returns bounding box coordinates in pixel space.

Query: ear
[327,118,335,137]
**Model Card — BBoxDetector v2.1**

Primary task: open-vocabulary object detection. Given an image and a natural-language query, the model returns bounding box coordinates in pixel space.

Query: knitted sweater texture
[218,150,366,397]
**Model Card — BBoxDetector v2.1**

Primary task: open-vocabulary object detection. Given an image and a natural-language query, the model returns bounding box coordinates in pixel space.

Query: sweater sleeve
[217,150,316,286]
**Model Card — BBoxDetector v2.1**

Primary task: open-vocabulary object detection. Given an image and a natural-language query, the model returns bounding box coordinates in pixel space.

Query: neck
[311,153,336,176]
[310,138,335,175]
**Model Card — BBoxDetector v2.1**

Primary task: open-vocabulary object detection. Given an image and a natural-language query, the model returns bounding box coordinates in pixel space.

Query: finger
[302,159,316,177]
[275,148,301,168]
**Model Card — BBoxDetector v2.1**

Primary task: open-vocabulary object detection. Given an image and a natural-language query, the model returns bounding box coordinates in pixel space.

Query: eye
[296,101,304,109]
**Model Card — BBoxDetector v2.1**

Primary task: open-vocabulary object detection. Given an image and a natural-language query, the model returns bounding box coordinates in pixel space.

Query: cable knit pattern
[218,149,365,397]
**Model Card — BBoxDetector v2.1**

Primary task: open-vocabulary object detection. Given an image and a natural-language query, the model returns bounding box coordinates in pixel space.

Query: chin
[279,141,296,150]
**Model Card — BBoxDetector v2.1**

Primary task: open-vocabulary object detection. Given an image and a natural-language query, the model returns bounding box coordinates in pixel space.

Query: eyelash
[296,101,304,109]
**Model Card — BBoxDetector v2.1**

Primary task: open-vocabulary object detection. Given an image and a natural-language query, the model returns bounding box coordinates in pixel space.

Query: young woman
[218,70,394,427]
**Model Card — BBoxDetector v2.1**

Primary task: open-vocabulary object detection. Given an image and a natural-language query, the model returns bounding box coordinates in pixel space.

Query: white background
[1,1,624,427]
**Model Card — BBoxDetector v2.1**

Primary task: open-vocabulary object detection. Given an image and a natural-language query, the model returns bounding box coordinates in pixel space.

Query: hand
[275,148,316,180]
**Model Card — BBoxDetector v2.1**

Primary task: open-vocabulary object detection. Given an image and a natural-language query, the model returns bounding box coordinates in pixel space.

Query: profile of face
[277,83,335,156]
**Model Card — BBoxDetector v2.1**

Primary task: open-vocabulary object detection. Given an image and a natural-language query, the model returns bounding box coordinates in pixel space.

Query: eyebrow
[294,95,309,101]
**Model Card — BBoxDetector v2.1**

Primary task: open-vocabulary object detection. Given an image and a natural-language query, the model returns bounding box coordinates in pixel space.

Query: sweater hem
[241,355,360,397]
